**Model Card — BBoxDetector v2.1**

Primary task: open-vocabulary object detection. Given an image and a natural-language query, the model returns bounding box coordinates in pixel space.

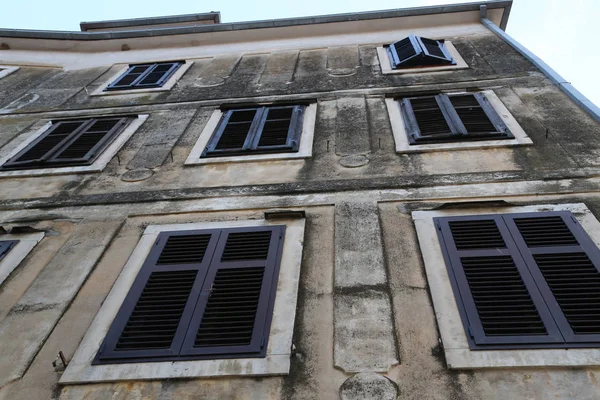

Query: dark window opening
[1,116,133,170]
[94,225,285,364]
[386,34,455,69]
[400,92,513,144]
[0,240,18,262]
[105,61,183,91]
[435,210,600,350]
[202,105,305,158]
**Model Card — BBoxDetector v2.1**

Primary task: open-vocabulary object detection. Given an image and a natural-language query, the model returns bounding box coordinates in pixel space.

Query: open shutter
[106,64,153,90]
[435,215,564,347]
[203,108,263,157]
[2,121,88,169]
[448,93,512,138]
[0,240,18,262]
[252,105,304,152]
[504,211,600,344]
[415,36,454,65]
[48,117,129,165]
[387,35,422,69]
[95,230,221,363]
[402,95,462,143]
[180,225,285,358]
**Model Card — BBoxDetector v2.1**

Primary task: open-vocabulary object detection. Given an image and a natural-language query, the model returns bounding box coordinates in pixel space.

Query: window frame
[0,66,19,80]
[0,232,44,287]
[385,90,532,153]
[413,203,600,369]
[0,114,148,177]
[105,61,184,91]
[185,102,317,166]
[60,217,306,383]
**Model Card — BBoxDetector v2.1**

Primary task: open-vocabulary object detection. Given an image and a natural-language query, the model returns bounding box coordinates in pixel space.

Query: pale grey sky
[0,0,598,106]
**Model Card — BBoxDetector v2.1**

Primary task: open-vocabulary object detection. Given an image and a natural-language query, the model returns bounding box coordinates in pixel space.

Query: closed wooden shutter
[203,105,304,158]
[95,225,285,364]
[2,117,132,170]
[436,215,564,347]
[0,240,18,262]
[105,61,183,91]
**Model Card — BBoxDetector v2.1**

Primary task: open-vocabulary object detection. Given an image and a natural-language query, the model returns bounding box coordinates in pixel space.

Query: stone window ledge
[0,231,44,286]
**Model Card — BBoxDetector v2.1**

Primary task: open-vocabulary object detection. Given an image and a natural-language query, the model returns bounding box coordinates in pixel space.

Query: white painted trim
[60,217,306,383]
[0,115,148,178]
[377,41,467,75]
[413,202,600,369]
[89,60,193,96]
[0,66,19,80]
[0,232,44,286]
[184,103,317,165]
[386,90,533,153]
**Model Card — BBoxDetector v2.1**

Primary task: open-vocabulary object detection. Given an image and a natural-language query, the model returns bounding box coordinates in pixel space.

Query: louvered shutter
[0,240,18,262]
[252,106,303,152]
[387,35,422,69]
[415,36,454,64]
[435,215,564,347]
[203,108,261,157]
[448,93,510,138]
[105,62,182,91]
[180,225,285,357]
[504,211,600,343]
[95,230,221,363]
[402,95,461,143]
[48,118,129,164]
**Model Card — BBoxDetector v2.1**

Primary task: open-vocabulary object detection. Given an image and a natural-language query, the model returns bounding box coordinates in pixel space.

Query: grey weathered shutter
[415,36,454,64]
[504,211,600,343]
[253,106,304,152]
[448,93,512,138]
[0,240,18,262]
[48,117,129,165]
[105,62,182,91]
[435,215,564,347]
[95,230,221,363]
[387,34,454,69]
[203,108,262,157]
[180,225,285,358]
[401,95,461,143]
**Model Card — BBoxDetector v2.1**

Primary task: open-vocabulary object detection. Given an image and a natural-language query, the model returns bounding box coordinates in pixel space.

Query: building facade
[0,1,600,399]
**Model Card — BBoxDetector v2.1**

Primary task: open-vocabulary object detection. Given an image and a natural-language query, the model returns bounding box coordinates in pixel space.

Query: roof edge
[79,12,221,32]
[0,1,512,41]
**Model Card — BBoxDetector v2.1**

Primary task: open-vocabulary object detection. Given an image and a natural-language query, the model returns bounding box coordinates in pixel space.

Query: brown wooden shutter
[180,226,285,358]
[95,230,221,363]
[435,215,564,348]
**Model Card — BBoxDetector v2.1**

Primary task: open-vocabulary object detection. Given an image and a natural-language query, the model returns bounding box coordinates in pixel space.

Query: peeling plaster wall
[0,18,599,400]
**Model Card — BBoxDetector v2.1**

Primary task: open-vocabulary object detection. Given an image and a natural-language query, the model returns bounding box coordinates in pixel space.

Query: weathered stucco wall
[0,17,599,400]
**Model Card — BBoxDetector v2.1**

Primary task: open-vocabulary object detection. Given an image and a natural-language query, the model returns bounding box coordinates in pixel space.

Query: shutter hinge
[571,215,578,224]
[468,326,474,338]
[435,220,442,231]
[261,336,266,348]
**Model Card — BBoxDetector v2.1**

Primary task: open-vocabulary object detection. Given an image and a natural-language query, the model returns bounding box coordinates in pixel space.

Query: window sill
[385,91,533,154]
[89,61,193,96]
[60,218,306,383]
[377,42,468,75]
[0,115,148,178]
[413,203,600,369]
[184,103,317,166]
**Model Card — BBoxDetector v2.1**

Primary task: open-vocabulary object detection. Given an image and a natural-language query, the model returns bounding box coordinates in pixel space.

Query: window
[436,210,600,349]
[96,226,284,364]
[386,34,454,69]
[105,61,183,91]
[0,240,18,263]
[401,93,513,144]
[0,232,44,287]
[386,90,532,153]
[61,217,305,382]
[203,105,305,158]
[1,116,134,170]
[413,203,600,368]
